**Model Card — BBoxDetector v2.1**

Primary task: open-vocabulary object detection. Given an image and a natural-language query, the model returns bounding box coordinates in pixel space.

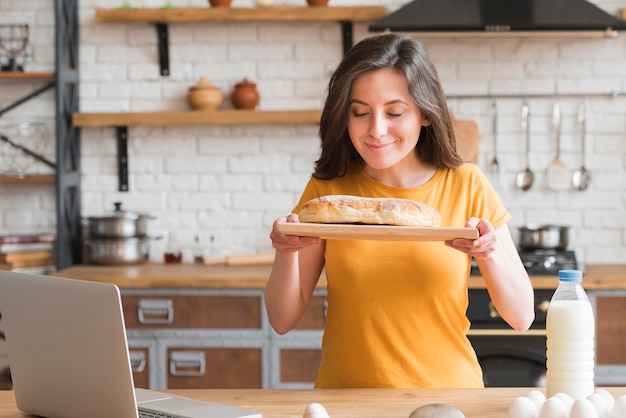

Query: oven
[467,248,577,387]
[467,288,551,387]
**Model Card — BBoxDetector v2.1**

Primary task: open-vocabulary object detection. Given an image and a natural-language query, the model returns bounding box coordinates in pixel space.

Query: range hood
[369,0,626,38]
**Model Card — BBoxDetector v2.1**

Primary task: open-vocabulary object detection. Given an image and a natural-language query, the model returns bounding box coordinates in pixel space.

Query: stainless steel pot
[518,225,569,250]
[87,202,155,238]
[85,236,154,265]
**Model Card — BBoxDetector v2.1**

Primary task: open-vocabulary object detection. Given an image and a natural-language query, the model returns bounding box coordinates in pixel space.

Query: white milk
[546,299,595,399]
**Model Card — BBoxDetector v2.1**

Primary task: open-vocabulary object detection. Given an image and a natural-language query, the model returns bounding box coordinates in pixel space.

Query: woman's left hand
[445,217,497,259]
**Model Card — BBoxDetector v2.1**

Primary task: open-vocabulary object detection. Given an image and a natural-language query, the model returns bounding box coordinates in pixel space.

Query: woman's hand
[270,214,321,255]
[444,217,497,259]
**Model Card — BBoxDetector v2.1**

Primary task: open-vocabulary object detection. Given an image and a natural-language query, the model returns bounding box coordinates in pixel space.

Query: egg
[552,393,574,412]
[539,397,567,418]
[508,396,538,418]
[570,398,598,418]
[526,390,547,413]
[594,389,615,412]
[303,402,330,418]
[609,395,626,418]
[587,392,609,417]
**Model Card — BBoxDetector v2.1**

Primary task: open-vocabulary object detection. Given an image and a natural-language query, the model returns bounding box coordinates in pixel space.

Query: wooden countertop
[0,387,625,417]
[53,263,626,290]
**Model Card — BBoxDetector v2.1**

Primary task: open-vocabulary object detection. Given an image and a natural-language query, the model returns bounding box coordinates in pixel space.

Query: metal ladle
[516,102,534,191]
[488,99,499,174]
[572,102,591,191]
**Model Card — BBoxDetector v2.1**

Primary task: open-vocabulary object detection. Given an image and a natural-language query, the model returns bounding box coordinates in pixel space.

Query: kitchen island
[0,387,625,417]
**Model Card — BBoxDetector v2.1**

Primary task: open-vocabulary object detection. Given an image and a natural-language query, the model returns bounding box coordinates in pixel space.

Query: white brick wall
[2,0,626,267]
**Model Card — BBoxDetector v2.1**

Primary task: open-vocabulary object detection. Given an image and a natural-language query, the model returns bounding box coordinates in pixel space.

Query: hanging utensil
[545,103,571,191]
[572,102,591,191]
[488,99,499,174]
[516,102,534,191]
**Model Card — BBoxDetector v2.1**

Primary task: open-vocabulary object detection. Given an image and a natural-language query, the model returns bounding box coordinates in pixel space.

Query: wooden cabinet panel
[280,348,321,384]
[166,347,262,389]
[596,296,626,364]
[129,348,150,389]
[293,295,326,330]
[121,295,261,329]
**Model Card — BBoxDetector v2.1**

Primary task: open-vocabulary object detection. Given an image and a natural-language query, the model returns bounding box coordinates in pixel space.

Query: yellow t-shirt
[293,163,510,388]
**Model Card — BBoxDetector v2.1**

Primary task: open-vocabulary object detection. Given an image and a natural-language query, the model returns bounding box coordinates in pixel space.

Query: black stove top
[470,249,577,276]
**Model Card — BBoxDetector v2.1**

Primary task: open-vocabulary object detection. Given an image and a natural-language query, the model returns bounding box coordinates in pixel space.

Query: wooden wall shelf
[94,6,387,23]
[0,175,55,184]
[72,110,321,127]
[0,72,54,80]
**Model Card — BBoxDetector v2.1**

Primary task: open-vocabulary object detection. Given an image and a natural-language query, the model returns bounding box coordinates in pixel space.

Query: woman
[265,33,534,388]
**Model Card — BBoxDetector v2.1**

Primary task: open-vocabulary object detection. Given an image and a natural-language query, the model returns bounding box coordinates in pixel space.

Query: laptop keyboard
[138,407,186,418]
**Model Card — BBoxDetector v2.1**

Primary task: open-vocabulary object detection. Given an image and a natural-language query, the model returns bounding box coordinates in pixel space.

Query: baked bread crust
[298,195,441,227]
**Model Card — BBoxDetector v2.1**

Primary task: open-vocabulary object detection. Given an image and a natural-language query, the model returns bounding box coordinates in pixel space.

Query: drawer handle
[138,299,174,324]
[169,351,206,377]
[129,350,146,373]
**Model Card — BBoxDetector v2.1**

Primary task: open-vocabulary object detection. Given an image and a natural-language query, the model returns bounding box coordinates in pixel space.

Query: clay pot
[187,77,224,111]
[306,0,329,6]
[231,78,260,110]
[208,0,232,7]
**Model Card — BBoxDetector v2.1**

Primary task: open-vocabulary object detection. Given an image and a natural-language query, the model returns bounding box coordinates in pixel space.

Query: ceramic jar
[306,0,329,6]
[208,0,232,7]
[187,77,223,111]
[231,78,260,110]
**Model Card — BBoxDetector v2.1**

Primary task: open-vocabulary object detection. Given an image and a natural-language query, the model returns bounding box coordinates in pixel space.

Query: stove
[470,249,577,276]
[519,249,577,275]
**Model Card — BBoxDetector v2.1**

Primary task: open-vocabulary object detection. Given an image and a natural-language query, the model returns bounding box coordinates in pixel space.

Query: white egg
[539,397,567,418]
[526,390,547,413]
[570,398,598,418]
[508,396,538,418]
[588,392,610,417]
[552,393,574,412]
[303,402,330,418]
[609,395,626,418]
[594,389,615,412]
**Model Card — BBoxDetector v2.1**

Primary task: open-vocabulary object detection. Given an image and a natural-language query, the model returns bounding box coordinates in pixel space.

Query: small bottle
[546,269,595,399]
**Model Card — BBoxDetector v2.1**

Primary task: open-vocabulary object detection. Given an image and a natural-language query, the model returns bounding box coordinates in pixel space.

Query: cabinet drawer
[280,348,321,384]
[166,347,262,389]
[121,295,261,329]
[596,296,626,364]
[293,295,326,330]
[129,347,150,389]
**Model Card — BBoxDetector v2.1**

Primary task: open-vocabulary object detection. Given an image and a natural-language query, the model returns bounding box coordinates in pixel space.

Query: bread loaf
[298,195,441,227]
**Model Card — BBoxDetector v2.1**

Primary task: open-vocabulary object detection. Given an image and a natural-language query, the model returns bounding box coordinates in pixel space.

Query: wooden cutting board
[277,222,478,241]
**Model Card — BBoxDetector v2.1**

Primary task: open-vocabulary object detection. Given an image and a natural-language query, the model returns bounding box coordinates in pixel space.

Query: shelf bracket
[116,127,129,192]
[155,23,170,77]
[340,21,353,55]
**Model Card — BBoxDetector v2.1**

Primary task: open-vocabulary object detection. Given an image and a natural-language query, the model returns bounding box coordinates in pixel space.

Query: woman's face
[347,68,429,171]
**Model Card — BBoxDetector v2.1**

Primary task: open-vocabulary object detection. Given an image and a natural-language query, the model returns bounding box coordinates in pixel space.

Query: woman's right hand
[270,214,321,255]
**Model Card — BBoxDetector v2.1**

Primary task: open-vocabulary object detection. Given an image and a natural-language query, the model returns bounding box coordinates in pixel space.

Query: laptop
[0,270,262,418]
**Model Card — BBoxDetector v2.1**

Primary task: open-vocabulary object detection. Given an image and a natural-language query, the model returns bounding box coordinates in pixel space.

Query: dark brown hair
[314,33,463,180]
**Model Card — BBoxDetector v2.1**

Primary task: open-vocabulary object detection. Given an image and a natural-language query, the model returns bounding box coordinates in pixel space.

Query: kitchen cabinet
[590,290,626,385]
[119,286,325,389]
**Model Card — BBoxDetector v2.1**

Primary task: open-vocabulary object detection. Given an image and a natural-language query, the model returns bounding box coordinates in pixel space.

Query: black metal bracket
[0,81,55,118]
[156,23,170,77]
[116,126,129,192]
[340,21,353,55]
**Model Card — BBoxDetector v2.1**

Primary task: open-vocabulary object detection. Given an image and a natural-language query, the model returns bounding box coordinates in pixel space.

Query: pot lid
[87,202,150,221]
[189,76,220,91]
